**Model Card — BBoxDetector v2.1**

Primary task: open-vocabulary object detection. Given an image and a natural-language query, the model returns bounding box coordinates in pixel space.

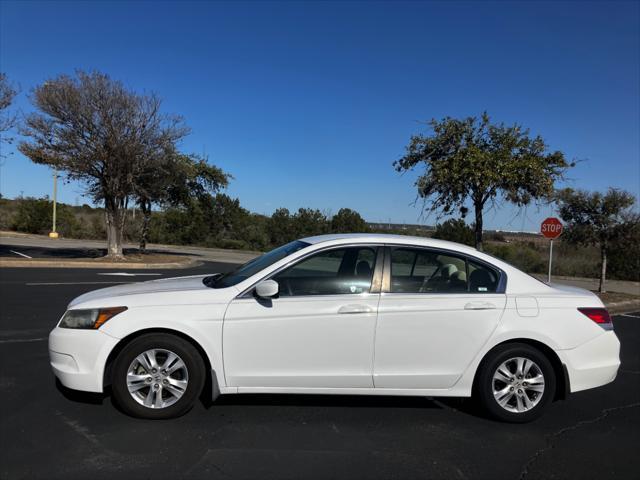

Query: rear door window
[390,247,499,294]
[468,260,499,293]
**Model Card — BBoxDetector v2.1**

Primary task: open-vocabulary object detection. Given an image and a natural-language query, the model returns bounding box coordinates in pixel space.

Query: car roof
[299,233,479,254]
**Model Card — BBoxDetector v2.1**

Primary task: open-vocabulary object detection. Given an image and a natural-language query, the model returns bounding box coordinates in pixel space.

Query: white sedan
[49,234,620,422]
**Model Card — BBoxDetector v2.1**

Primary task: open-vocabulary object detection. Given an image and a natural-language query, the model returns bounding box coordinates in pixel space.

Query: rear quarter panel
[492,294,608,349]
[448,291,609,396]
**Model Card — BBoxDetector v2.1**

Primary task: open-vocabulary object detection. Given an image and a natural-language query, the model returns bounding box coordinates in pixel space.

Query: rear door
[373,246,506,389]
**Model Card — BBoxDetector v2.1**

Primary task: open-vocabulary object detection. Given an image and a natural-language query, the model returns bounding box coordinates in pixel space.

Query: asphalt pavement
[0,265,639,480]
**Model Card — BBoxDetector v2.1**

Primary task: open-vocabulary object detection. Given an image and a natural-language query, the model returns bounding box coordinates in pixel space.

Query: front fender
[99,303,228,387]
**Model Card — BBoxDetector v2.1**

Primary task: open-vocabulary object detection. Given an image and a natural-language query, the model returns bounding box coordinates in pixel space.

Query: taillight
[578,308,613,330]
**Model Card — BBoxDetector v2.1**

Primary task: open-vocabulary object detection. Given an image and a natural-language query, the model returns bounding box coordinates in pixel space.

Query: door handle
[338,304,374,314]
[464,302,496,310]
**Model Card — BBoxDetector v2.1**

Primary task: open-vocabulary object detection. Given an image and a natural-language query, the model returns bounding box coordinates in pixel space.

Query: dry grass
[596,291,640,304]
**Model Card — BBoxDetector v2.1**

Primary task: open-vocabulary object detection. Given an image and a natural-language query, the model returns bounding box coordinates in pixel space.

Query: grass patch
[595,291,640,304]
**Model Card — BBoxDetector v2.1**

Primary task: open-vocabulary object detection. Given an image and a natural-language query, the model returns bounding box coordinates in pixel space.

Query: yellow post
[49,168,59,239]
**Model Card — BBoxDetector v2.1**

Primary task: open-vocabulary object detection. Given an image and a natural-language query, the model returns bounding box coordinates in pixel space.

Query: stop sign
[541,217,563,239]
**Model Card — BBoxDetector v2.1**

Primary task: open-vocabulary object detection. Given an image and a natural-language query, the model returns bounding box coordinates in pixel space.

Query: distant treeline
[1,196,637,282]
[0,195,430,250]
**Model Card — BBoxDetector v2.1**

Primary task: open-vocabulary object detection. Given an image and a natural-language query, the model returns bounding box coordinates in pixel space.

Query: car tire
[475,343,556,423]
[111,333,206,419]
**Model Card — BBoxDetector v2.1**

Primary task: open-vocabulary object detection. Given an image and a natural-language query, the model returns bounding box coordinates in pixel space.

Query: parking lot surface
[1,265,639,480]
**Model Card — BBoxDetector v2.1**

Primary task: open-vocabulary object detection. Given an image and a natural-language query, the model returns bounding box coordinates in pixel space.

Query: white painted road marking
[0,337,47,344]
[10,250,32,259]
[26,281,132,286]
[97,272,162,276]
[620,313,640,319]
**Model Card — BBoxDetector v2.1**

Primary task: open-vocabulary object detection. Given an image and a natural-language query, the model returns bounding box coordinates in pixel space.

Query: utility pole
[49,168,59,238]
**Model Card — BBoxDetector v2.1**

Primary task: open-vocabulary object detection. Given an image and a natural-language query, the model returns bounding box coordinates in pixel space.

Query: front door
[374,246,506,389]
[224,245,382,388]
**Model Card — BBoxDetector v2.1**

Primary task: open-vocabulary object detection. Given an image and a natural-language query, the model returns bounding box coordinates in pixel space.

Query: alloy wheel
[126,348,189,409]
[492,356,545,413]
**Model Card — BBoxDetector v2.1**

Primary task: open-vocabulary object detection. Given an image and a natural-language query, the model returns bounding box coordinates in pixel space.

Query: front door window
[273,246,377,296]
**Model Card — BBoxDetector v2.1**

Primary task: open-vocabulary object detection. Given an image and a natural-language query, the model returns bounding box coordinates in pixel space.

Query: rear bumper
[557,331,621,393]
[49,327,119,393]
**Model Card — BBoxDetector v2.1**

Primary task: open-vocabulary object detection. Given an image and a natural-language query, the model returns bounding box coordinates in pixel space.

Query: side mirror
[255,279,279,298]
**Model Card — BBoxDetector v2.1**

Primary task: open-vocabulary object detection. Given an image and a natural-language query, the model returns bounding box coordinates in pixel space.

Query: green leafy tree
[607,214,640,282]
[330,208,369,233]
[133,153,229,252]
[556,188,637,292]
[395,112,570,251]
[207,194,247,240]
[267,208,295,246]
[241,214,270,251]
[292,208,329,238]
[19,71,188,259]
[432,219,475,246]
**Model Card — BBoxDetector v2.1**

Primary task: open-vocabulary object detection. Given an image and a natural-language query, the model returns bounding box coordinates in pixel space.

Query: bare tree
[19,71,188,258]
[0,73,18,154]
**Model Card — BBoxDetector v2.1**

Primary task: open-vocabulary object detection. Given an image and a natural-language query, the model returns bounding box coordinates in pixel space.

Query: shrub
[432,219,475,246]
[12,197,80,237]
[485,242,546,273]
[331,208,368,233]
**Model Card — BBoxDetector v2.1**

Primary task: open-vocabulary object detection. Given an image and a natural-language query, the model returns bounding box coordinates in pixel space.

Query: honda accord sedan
[49,234,620,422]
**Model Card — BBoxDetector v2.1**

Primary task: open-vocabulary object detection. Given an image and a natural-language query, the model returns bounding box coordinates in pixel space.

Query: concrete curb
[0,257,201,269]
[605,300,640,315]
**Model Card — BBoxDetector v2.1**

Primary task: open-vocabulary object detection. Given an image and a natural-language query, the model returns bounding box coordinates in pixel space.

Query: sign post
[540,217,563,283]
[548,239,554,283]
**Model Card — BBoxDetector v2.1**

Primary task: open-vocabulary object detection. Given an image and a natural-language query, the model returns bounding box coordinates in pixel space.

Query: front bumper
[49,327,120,393]
[557,331,621,393]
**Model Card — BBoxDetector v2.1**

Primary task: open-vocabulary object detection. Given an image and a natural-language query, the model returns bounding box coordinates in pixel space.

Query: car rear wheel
[111,333,205,419]
[475,343,556,423]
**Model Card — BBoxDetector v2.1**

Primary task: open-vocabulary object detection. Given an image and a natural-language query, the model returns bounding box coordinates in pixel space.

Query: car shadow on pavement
[55,378,484,418]
[55,378,108,405]
[212,393,444,409]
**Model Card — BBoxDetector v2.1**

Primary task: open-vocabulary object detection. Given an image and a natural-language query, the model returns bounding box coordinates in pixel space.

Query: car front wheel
[475,343,556,423]
[111,333,206,419]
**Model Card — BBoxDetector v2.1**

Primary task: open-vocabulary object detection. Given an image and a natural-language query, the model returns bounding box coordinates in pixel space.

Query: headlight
[59,307,127,329]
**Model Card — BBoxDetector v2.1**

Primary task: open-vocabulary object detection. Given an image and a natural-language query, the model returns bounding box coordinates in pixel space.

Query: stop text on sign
[541,217,563,239]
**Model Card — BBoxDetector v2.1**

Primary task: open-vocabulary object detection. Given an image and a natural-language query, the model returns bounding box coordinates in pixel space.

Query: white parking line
[620,313,640,319]
[97,272,162,276]
[10,250,32,259]
[26,281,132,286]
[0,337,47,344]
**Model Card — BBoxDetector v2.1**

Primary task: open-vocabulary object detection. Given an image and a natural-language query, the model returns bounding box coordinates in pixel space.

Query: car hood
[68,274,223,308]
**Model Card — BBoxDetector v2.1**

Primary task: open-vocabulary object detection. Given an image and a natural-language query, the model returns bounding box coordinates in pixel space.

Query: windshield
[204,240,311,288]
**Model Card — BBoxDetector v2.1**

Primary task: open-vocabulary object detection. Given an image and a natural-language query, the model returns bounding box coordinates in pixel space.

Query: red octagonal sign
[541,217,563,239]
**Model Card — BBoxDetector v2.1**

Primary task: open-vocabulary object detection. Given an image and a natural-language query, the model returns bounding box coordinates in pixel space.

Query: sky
[0,0,638,231]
